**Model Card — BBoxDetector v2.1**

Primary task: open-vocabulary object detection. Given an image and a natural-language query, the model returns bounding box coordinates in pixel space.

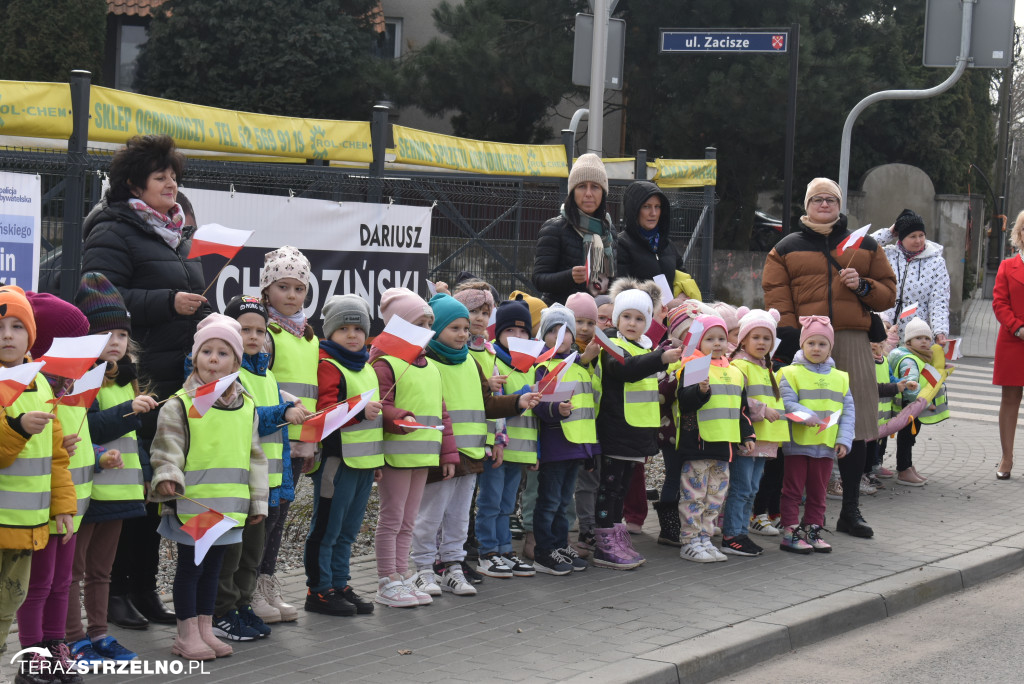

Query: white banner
[0,171,41,290]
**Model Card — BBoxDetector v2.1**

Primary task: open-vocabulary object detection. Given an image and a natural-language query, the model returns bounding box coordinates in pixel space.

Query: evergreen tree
[0,0,106,82]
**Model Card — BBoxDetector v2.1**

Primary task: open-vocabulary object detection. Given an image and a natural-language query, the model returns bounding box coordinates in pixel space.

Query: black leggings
[838,440,867,509]
[173,544,227,619]
[595,456,637,529]
[660,450,683,503]
[753,452,784,517]
[110,502,162,596]
[896,419,921,472]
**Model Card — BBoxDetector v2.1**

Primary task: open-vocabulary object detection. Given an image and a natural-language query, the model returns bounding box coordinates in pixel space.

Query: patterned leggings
[678,459,730,542]
[595,456,638,529]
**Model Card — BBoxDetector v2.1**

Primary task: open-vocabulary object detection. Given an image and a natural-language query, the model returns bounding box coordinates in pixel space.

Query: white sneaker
[859,475,878,496]
[749,513,780,537]
[413,569,442,596]
[701,537,728,562]
[679,538,715,563]
[498,551,535,577]
[374,578,418,608]
[259,573,298,622]
[476,553,513,578]
[403,575,434,605]
[439,564,477,596]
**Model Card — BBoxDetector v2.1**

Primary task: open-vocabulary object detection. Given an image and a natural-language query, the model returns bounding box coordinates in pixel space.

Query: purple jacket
[534,352,599,463]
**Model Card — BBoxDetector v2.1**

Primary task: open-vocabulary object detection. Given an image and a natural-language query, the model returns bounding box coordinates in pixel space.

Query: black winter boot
[836,506,874,538]
[652,501,682,547]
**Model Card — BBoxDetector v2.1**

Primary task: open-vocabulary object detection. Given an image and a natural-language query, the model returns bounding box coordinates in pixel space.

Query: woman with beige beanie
[532,153,616,305]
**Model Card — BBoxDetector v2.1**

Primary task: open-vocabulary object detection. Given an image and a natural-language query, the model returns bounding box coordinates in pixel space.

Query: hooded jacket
[615,181,684,284]
[870,227,950,338]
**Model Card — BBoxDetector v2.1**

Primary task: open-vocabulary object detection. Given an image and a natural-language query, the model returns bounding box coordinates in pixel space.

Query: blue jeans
[475,459,522,555]
[304,457,375,592]
[534,460,580,554]
[721,456,766,538]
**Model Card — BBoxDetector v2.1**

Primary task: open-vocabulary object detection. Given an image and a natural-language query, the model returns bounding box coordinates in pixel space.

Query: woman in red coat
[993,211,1024,479]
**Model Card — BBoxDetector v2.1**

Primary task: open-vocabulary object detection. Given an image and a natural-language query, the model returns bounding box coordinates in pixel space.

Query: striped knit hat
[76,272,131,334]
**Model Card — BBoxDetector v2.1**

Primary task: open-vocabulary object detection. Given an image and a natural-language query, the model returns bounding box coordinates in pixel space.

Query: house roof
[107,0,162,17]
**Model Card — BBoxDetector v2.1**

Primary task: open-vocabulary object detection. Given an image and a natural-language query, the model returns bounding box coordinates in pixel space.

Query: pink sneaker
[873,465,895,479]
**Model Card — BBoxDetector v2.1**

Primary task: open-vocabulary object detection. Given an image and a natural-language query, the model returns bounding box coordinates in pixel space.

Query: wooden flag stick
[379,362,414,404]
[176,493,217,512]
[122,395,174,418]
[274,401,343,429]
[200,257,236,298]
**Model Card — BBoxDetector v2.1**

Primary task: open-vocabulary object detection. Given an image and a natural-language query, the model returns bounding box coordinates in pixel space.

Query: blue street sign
[660,30,788,53]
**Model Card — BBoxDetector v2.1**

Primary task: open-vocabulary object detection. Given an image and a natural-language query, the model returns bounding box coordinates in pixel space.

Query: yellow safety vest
[238,367,285,488]
[875,359,893,427]
[379,357,443,468]
[435,356,487,460]
[0,374,53,529]
[54,403,93,533]
[323,359,385,469]
[176,391,255,526]
[732,359,788,443]
[779,364,849,447]
[608,336,660,428]
[92,383,144,502]
[891,352,949,425]
[687,362,744,444]
[269,327,319,442]
[538,358,597,445]
[494,356,538,464]
[469,347,498,447]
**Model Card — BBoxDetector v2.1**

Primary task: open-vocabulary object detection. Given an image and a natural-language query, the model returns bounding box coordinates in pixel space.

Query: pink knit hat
[799,315,834,348]
[693,314,727,345]
[736,307,781,346]
[565,292,598,323]
[192,313,243,364]
[711,302,739,332]
[379,287,433,325]
[453,287,494,314]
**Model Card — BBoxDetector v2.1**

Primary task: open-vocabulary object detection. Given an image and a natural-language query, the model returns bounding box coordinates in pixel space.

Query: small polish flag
[784,410,815,423]
[816,409,843,434]
[594,327,625,364]
[486,308,497,340]
[899,304,920,321]
[180,508,240,565]
[300,389,377,443]
[188,372,240,418]
[0,361,46,406]
[394,417,444,430]
[920,364,941,387]
[187,224,253,260]
[536,324,567,364]
[51,364,105,409]
[537,352,578,395]
[944,338,962,361]
[647,319,667,344]
[506,337,546,372]
[371,316,435,364]
[584,251,592,283]
[37,334,110,379]
[681,320,705,358]
[837,224,871,255]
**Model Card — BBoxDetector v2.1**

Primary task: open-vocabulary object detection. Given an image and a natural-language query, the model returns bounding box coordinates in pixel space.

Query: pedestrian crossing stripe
[939,358,1022,424]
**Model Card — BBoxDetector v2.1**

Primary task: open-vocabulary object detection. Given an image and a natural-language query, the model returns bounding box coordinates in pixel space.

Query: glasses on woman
[809,196,839,206]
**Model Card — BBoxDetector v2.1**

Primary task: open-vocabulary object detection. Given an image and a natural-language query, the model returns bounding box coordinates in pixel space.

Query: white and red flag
[537,352,578,395]
[816,409,843,434]
[593,327,625,364]
[920,364,941,387]
[51,364,105,409]
[180,508,239,564]
[944,338,962,361]
[681,320,705,358]
[393,417,444,430]
[0,361,46,406]
[37,334,110,379]
[188,372,240,419]
[187,224,253,260]
[506,337,546,372]
[535,324,567,364]
[485,308,497,340]
[899,304,920,321]
[299,389,377,443]
[371,316,435,364]
[784,410,816,424]
[837,224,871,256]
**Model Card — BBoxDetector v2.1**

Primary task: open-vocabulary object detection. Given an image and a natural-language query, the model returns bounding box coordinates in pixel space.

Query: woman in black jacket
[531,153,616,305]
[616,180,685,285]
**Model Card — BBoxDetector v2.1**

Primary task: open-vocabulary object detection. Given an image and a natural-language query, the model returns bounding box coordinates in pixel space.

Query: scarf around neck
[428,337,469,365]
[898,241,926,261]
[268,305,307,338]
[320,339,369,371]
[799,215,839,236]
[129,198,185,249]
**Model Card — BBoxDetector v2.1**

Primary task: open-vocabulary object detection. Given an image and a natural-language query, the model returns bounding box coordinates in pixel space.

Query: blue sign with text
[660,31,788,53]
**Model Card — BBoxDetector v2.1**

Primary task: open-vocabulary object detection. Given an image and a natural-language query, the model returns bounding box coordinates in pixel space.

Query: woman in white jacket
[871,209,950,344]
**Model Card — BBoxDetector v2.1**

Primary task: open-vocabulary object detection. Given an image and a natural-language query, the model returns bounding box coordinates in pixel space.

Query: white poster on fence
[0,171,41,290]
[185,188,432,334]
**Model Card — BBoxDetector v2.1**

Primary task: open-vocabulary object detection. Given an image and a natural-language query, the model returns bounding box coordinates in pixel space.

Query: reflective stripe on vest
[55,402,94,532]
[239,367,286,487]
[539,359,597,445]
[269,328,319,441]
[694,363,744,444]
[610,337,660,428]
[379,357,443,468]
[177,392,255,525]
[495,357,537,463]
[469,348,498,447]
[322,359,385,469]
[891,352,949,425]
[436,357,488,460]
[780,365,850,447]
[875,360,893,426]
[94,383,144,502]
[732,359,789,443]
[0,374,53,529]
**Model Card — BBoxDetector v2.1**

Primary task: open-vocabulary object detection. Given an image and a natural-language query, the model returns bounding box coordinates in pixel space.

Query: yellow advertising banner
[89,86,373,162]
[392,125,567,177]
[652,159,717,188]
[0,81,73,139]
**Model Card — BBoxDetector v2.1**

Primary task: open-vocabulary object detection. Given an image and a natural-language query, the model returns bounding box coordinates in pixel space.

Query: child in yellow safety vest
[720,307,785,559]
[150,314,267,661]
[866,340,915,485]
[778,316,855,555]
[888,317,946,487]
[0,286,76,673]
[674,314,755,563]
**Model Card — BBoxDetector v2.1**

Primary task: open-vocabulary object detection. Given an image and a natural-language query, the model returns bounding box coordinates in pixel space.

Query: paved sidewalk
[961,292,997,358]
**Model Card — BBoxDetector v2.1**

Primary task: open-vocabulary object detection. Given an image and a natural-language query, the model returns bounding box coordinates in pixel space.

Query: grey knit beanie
[538,303,577,342]
[322,294,371,338]
[567,153,609,194]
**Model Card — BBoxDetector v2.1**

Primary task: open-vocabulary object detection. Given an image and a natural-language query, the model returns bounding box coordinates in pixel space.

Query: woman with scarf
[81,134,207,630]
[615,180,686,290]
[762,178,896,540]
[870,209,951,344]
[532,154,616,305]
